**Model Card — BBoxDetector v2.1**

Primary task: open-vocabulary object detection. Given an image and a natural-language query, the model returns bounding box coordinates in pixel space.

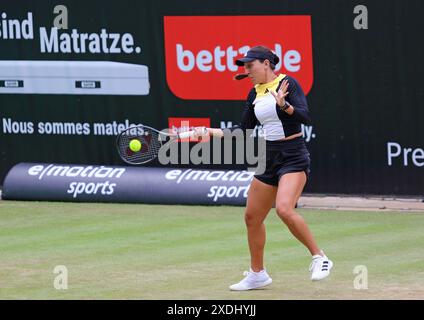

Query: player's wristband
[279,101,290,112]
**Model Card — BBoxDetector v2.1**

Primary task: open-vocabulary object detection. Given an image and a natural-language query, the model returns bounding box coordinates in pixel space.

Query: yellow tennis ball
[129,139,142,152]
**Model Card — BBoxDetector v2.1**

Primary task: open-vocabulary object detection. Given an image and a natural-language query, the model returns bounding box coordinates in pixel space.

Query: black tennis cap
[235,46,280,66]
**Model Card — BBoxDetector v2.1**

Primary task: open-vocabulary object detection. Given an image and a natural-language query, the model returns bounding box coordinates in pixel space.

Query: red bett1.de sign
[163,16,313,100]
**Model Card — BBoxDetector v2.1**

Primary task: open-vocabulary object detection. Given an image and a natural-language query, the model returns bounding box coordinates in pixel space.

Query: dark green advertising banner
[0,0,423,196]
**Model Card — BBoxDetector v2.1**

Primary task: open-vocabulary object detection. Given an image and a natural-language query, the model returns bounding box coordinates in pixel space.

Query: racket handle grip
[178,131,194,139]
[178,127,208,139]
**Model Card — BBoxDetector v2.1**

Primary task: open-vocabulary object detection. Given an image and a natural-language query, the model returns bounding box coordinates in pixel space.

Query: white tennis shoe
[229,269,273,291]
[309,250,333,281]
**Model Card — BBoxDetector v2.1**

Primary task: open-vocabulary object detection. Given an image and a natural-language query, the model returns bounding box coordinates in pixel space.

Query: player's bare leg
[275,172,333,280]
[275,172,319,254]
[229,178,276,290]
[245,178,278,271]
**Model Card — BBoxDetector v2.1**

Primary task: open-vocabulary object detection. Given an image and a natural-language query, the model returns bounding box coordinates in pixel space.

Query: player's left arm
[283,76,312,125]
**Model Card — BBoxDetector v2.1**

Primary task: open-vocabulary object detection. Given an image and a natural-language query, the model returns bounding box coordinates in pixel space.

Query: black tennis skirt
[254,136,311,186]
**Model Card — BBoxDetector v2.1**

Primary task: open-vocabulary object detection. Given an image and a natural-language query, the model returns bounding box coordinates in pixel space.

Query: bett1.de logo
[163,15,313,100]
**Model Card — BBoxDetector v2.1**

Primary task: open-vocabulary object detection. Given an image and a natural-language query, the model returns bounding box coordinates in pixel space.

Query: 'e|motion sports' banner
[0,0,423,197]
[2,163,254,205]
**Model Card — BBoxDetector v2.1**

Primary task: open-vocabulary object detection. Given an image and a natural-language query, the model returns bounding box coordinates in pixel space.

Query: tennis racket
[116,124,208,165]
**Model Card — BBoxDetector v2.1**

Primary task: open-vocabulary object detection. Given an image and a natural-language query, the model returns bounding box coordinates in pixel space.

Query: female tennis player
[193,46,333,291]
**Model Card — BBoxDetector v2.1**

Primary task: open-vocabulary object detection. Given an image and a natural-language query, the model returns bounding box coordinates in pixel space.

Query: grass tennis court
[0,201,423,299]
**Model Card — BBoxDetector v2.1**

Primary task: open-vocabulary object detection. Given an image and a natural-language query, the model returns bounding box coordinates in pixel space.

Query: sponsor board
[2,163,254,205]
[164,15,313,100]
[0,60,149,95]
[387,142,424,167]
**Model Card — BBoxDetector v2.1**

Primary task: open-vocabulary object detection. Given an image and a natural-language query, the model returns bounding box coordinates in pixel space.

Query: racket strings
[117,127,164,164]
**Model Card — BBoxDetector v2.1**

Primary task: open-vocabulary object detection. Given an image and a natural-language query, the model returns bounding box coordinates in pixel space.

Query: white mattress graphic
[0,60,150,95]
